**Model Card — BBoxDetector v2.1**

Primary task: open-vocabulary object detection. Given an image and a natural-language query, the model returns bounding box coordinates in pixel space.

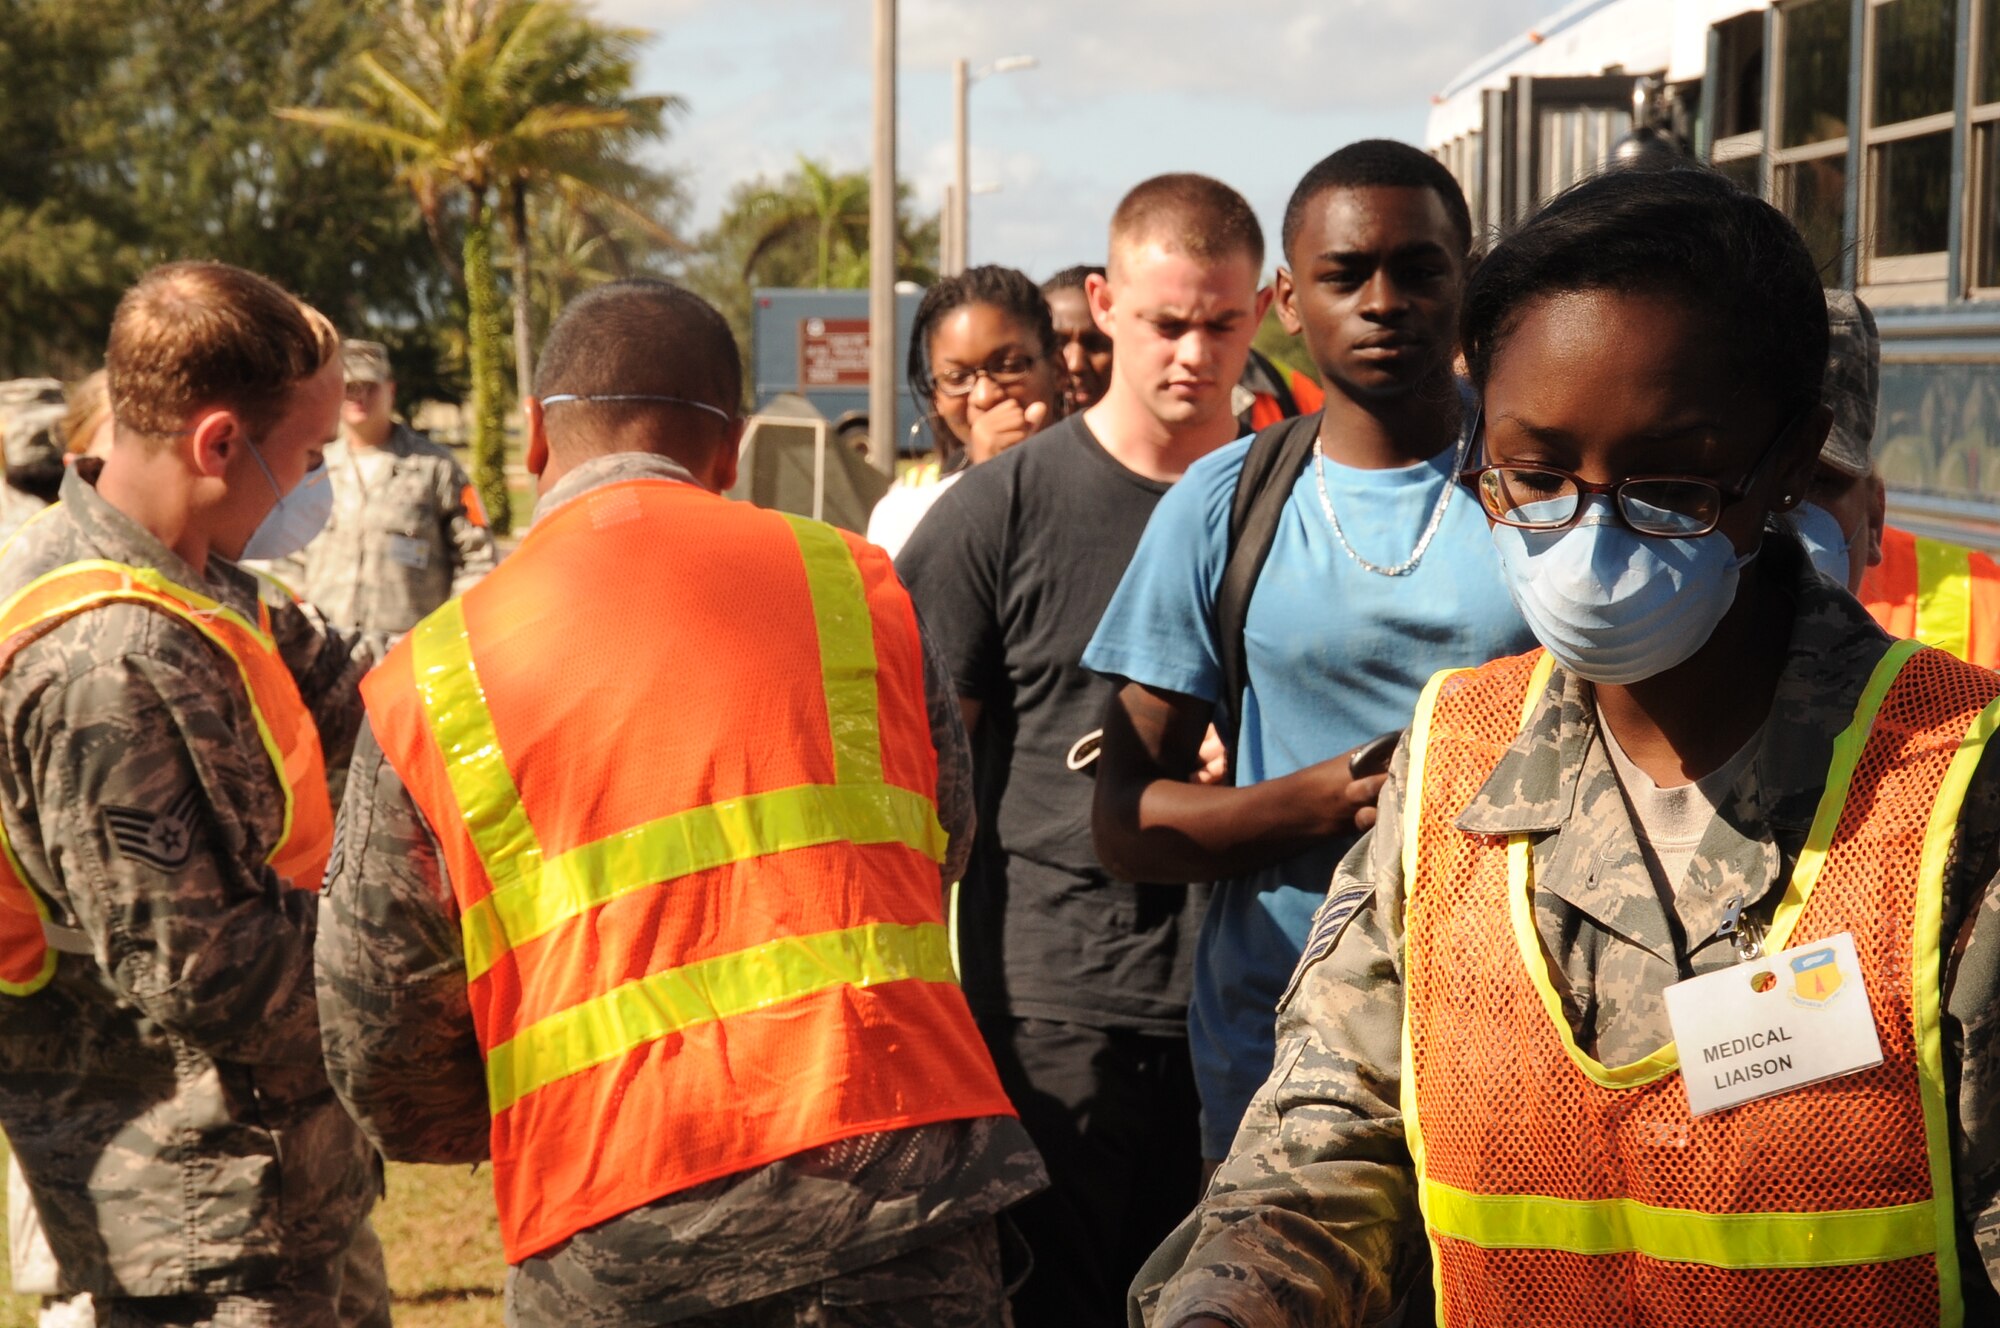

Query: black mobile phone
[1348,729,1404,779]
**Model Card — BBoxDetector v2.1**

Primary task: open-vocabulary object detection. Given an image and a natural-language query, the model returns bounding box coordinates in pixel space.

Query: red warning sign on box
[799,318,871,388]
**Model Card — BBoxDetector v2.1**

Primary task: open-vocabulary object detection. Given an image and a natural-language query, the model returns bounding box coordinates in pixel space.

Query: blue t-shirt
[1082,413,1536,1156]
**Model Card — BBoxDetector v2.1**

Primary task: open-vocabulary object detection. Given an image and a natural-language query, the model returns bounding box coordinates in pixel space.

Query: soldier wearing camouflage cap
[0,379,67,545]
[281,339,495,635]
[1789,292,2000,667]
[0,262,389,1326]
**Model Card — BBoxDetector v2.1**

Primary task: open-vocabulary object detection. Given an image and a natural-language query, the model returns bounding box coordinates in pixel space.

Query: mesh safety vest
[1861,525,2000,669]
[0,559,333,996]
[362,477,1015,1262]
[1401,642,2000,1327]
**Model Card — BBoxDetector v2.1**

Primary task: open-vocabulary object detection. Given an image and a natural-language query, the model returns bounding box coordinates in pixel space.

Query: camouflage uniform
[284,422,496,635]
[1136,537,2000,1327]
[315,451,1046,1327]
[0,464,390,1327]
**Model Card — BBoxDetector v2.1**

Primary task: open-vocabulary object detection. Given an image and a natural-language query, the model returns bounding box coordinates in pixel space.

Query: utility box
[751,288,928,456]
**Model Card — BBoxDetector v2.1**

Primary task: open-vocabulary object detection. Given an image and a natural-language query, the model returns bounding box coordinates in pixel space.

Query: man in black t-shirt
[897,174,1271,1328]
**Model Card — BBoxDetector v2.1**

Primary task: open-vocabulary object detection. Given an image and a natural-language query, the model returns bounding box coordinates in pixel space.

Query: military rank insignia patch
[1281,885,1375,1008]
[102,786,203,871]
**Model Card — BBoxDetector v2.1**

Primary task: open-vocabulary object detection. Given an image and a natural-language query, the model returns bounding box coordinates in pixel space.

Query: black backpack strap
[1216,410,1323,764]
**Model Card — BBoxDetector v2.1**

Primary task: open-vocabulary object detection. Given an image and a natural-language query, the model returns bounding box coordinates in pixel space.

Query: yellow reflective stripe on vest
[784,514,885,786]
[1423,1179,1939,1269]
[486,919,955,1112]
[1914,536,1974,664]
[421,520,945,982]
[456,781,947,980]
[0,559,299,863]
[1908,690,2000,1328]
[411,598,544,903]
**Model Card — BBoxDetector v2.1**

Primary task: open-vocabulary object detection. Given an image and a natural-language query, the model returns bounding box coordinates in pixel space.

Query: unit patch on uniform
[1281,885,1375,1008]
[102,787,202,871]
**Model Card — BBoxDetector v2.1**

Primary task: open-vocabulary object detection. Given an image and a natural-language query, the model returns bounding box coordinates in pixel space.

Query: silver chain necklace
[1311,426,1470,577]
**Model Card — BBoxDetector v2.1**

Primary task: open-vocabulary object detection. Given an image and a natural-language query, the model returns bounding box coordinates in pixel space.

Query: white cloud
[605,0,1567,266]
[897,0,1555,113]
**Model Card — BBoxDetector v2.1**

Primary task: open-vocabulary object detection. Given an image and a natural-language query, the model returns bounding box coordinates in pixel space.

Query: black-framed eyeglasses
[1458,412,1799,539]
[933,354,1039,398]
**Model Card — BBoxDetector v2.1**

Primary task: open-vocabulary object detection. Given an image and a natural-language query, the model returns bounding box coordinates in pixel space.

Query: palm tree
[738,156,871,290]
[280,0,680,534]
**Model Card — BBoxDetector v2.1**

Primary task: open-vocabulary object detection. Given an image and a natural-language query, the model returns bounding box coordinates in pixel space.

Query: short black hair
[1461,166,1828,423]
[535,278,742,418]
[1042,265,1104,294]
[906,265,1058,439]
[1281,139,1474,263]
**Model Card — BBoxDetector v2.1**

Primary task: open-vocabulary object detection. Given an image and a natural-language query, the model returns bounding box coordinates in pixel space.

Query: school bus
[1429,0,2000,550]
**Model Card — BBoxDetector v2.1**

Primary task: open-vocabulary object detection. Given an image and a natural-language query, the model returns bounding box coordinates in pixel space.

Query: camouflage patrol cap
[341,339,392,385]
[1821,291,1879,478]
[0,379,63,417]
[0,379,66,488]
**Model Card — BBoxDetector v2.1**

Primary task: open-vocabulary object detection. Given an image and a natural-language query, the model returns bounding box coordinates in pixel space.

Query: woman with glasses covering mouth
[1143,166,2000,1328]
[866,265,1062,557]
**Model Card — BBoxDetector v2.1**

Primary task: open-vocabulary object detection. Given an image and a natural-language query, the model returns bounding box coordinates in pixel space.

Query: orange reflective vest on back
[1400,643,2000,1327]
[1247,368,1326,433]
[1860,525,2000,669]
[362,477,1016,1262]
[0,559,333,995]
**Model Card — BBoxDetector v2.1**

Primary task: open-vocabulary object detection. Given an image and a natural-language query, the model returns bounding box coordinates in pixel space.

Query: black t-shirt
[896,414,1207,1034]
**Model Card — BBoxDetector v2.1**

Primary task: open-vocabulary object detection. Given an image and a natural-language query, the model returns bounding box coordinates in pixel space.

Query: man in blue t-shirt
[1083,141,1537,1163]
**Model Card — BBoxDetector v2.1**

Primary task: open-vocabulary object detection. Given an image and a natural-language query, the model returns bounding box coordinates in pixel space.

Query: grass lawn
[0,1159,507,1327]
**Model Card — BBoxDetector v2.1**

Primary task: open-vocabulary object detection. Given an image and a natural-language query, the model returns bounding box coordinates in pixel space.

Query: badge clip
[1715,895,1763,963]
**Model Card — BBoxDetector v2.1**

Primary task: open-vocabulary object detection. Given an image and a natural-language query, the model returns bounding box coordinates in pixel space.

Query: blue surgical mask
[239,442,333,562]
[1791,502,1856,589]
[1490,496,1758,686]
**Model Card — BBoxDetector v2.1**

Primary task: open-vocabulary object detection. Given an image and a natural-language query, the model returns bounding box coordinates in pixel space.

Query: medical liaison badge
[1789,945,1845,1008]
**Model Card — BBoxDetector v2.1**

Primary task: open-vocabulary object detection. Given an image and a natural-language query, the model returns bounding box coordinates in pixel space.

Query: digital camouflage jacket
[0,464,384,1299]
[1142,539,2000,1328]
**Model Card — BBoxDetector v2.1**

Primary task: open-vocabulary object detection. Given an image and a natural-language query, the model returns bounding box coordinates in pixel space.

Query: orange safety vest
[1860,525,2000,669]
[362,477,1016,1262]
[1247,368,1326,433]
[0,559,333,995]
[1400,643,2000,1327]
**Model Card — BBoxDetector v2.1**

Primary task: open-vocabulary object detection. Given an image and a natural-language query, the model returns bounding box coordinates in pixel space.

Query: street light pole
[867,0,897,475]
[949,54,1035,275]
[950,58,969,277]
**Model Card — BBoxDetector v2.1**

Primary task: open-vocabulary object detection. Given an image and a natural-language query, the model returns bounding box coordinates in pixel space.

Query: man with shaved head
[317,279,1044,1326]
[898,175,1270,1326]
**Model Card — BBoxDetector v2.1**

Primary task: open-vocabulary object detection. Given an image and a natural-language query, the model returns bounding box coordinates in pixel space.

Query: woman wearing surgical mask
[1156,168,2000,1327]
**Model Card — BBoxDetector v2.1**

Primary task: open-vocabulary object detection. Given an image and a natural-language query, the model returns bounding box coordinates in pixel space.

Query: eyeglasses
[1460,414,1798,539]
[933,355,1039,398]
[539,393,735,424]
[343,382,383,403]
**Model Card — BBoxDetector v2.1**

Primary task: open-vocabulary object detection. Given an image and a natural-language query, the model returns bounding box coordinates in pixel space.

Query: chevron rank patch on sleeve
[101,785,203,871]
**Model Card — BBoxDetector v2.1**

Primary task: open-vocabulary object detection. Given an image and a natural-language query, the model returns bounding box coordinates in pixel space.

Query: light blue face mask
[1791,501,1857,590]
[239,442,332,562]
[1490,496,1758,686]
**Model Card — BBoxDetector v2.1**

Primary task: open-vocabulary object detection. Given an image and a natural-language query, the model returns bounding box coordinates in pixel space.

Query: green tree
[505,180,691,360]
[678,160,939,391]
[0,0,449,386]
[281,0,681,534]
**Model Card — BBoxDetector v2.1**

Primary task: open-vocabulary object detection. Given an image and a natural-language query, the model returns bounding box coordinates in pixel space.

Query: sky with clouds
[594,0,1562,278]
